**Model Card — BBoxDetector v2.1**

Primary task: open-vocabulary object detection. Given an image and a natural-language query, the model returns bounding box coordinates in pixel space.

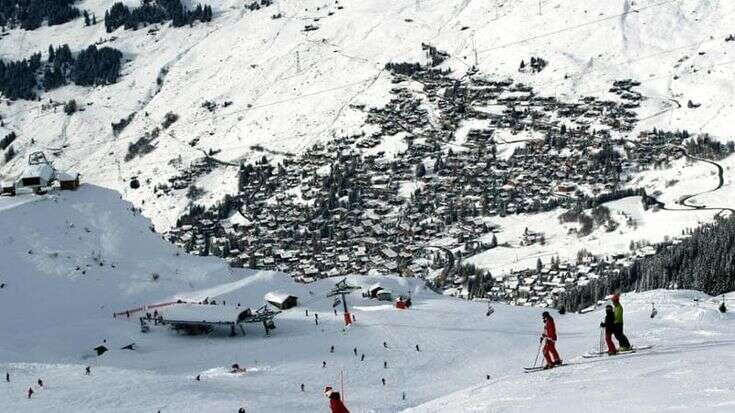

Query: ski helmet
[611,294,620,303]
[542,311,550,319]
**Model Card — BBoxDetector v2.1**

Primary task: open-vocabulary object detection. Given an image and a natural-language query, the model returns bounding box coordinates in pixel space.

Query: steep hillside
[0,185,236,360]
[1,0,735,229]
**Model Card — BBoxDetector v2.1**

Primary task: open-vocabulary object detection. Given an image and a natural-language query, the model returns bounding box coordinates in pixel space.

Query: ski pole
[599,326,604,354]
[532,338,543,368]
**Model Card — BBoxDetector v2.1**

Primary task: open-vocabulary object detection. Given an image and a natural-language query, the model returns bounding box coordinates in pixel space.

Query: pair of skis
[523,345,653,373]
[523,363,569,373]
[582,345,653,358]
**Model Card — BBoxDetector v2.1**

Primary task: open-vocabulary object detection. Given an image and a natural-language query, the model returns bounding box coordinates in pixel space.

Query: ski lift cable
[577,56,735,97]
[14,75,381,161]
[524,36,716,93]
[18,39,718,171]
[474,0,682,56]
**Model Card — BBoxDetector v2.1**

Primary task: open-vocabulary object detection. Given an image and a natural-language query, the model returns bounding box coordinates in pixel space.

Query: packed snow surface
[1,187,734,412]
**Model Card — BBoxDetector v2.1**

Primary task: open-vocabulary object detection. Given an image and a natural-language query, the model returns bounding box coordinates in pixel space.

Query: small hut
[1,181,15,196]
[57,171,80,190]
[367,283,384,298]
[264,292,298,310]
[376,290,393,301]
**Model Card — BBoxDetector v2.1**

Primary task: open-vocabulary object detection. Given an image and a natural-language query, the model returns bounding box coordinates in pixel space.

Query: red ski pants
[604,328,618,354]
[543,339,560,365]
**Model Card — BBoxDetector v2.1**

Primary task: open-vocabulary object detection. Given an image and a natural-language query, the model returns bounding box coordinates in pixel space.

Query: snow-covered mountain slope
[0,185,237,360]
[2,0,735,229]
[408,290,735,413]
[1,186,734,412]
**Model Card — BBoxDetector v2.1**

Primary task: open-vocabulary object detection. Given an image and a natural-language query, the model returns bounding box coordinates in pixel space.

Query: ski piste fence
[112,300,186,318]
[110,285,335,319]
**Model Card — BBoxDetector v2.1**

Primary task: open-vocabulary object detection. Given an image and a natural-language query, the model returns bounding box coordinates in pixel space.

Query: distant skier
[238,408,246,413]
[37,379,43,388]
[611,295,632,351]
[301,383,305,392]
[353,347,357,356]
[5,372,9,382]
[540,311,562,369]
[600,305,618,355]
[85,366,91,375]
[383,341,388,348]
[330,345,335,353]
[381,377,386,386]
[360,354,365,361]
[27,387,34,399]
[322,361,327,368]
[325,386,350,413]
[415,344,420,352]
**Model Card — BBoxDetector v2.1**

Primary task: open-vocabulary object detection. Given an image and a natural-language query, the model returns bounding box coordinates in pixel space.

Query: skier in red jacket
[325,386,350,413]
[541,311,562,369]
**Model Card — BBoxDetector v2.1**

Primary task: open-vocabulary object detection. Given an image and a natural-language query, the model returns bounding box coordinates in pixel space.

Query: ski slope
[409,290,735,413]
[1,186,735,412]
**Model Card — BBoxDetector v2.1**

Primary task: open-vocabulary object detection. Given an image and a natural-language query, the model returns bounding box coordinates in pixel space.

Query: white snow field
[2,0,735,230]
[1,186,734,412]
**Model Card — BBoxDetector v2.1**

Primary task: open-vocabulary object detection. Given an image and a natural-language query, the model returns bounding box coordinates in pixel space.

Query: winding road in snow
[648,146,734,215]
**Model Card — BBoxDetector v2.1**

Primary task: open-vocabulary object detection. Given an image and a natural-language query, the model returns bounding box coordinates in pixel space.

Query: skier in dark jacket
[325,386,350,413]
[611,295,632,351]
[600,305,618,355]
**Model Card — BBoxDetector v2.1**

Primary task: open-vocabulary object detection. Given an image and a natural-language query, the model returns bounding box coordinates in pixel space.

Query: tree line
[0,0,80,30]
[0,44,123,100]
[559,213,735,312]
[104,0,213,33]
